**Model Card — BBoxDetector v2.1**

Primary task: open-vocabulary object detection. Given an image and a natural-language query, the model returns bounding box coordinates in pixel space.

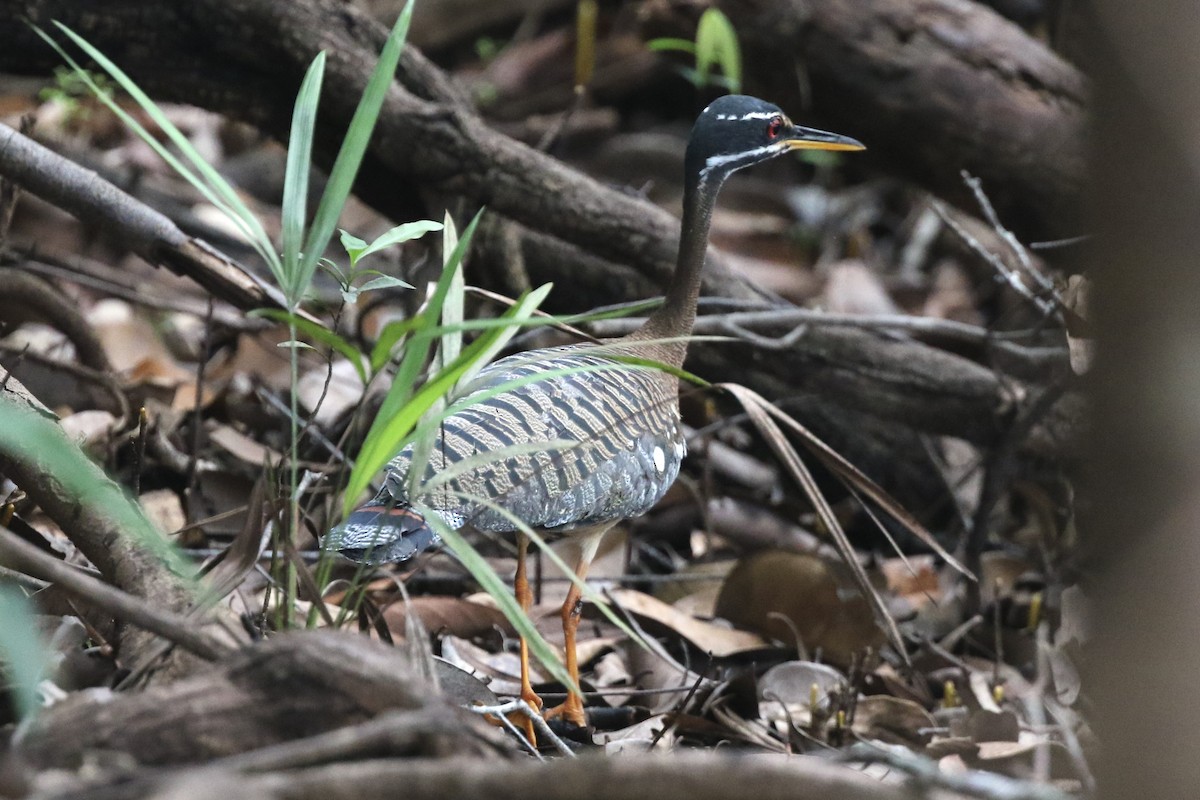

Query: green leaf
[348,317,505,508]
[0,588,51,723]
[369,317,422,374]
[344,209,484,509]
[44,24,279,276]
[646,37,697,54]
[299,1,414,295]
[355,220,444,263]
[357,274,415,293]
[280,52,326,307]
[434,212,465,376]
[415,507,575,693]
[277,340,318,351]
[453,283,552,391]
[695,9,741,93]
[254,309,367,383]
[339,229,369,260]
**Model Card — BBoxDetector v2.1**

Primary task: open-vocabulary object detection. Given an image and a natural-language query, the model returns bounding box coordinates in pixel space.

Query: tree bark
[16,632,470,770]
[0,0,1076,471]
[715,0,1088,242]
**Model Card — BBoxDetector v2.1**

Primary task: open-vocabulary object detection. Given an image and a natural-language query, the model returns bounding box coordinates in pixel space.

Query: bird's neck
[631,171,718,367]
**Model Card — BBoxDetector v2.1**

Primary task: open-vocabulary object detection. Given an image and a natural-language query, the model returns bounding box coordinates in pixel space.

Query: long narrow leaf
[344,210,484,509]
[373,210,484,427]
[355,220,444,264]
[415,505,576,692]
[428,490,656,662]
[454,284,553,392]
[299,1,414,288]
[48,24,276,272]
[369,317,422,374]
[349,310,517,506]
[434,212,465,375]
[252,309,367,383]
[281,53,326,305]
[720,383,908,665]
[0,588,50,722]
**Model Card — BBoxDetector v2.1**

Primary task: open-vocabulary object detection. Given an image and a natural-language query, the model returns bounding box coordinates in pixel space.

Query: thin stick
[0,527,228,661]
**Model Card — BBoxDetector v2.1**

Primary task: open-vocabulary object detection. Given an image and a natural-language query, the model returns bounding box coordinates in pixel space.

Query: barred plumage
[327,95,864,734]
[332,346,685,562]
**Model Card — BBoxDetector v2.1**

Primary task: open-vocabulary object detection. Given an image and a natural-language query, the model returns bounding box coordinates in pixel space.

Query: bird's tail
[325,501,441,565]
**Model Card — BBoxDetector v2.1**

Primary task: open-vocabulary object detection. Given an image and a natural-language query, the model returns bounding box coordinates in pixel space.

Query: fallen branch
[0,365,198,673]
[17,632,478,771]
[0,122,284,313]
[0,527,228,661]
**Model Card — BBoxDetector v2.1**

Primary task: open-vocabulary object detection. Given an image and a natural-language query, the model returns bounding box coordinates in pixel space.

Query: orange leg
[544,530,605,727]
[512,532,542,744]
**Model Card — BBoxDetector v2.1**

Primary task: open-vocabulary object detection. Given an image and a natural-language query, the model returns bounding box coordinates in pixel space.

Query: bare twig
[588,308,1065,372]
[465,699,573,758]
[840,741,1069,800]
[0,122,287,313]
[0,526,227,660]
[209,708,498,772]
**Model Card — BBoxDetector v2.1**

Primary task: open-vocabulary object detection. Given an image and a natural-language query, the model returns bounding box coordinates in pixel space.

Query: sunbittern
[329,95,864,740]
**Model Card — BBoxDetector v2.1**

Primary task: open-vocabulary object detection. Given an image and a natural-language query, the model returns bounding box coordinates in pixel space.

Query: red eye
[767,117,784,139]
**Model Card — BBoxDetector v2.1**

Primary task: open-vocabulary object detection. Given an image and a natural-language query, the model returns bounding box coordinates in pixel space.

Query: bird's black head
[684,95,865,188]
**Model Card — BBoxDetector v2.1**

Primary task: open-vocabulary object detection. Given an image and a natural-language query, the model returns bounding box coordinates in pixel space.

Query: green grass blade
[48,24,277,272]
[695,9,741,93]
[281,53,327,305]
[415,504,575,693]
[372,210,483,424]
[369,317,422,374]
[434,212,465,375]
[426,490,654,662]
[348,313,513,507]
[299,1,414,291]
[252,309,366,383]
[646,37,697,54]
[0,588,51,723]
[344,210,484,509]
[355,220,444,263]
[455,283,553,391]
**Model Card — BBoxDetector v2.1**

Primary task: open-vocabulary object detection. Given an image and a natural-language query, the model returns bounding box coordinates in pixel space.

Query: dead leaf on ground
[879,554,941,609]
[608,588,769,657]
[208,422,284,467]
[440,635,547,697]
[139,489,185,535]
[715,550,885,665]
[851,695,936,747]
[382,596,513,641]
[595,714,674,753]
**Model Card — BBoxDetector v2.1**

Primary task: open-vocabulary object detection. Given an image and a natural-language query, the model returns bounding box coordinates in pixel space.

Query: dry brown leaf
[139,489,185,535]
[59,410,116,453]
[608,587,769,657]
[208,423,284,467]
[879,554,941,608]
[594,714,674,753]
[440,635,547,697]
[382,596,513,641]
[821,260,900,316]
[297,359,364,425]
[851,695,936,747]
[621,639,711,714]
[433,656,501,709]
[715,550,885,666]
